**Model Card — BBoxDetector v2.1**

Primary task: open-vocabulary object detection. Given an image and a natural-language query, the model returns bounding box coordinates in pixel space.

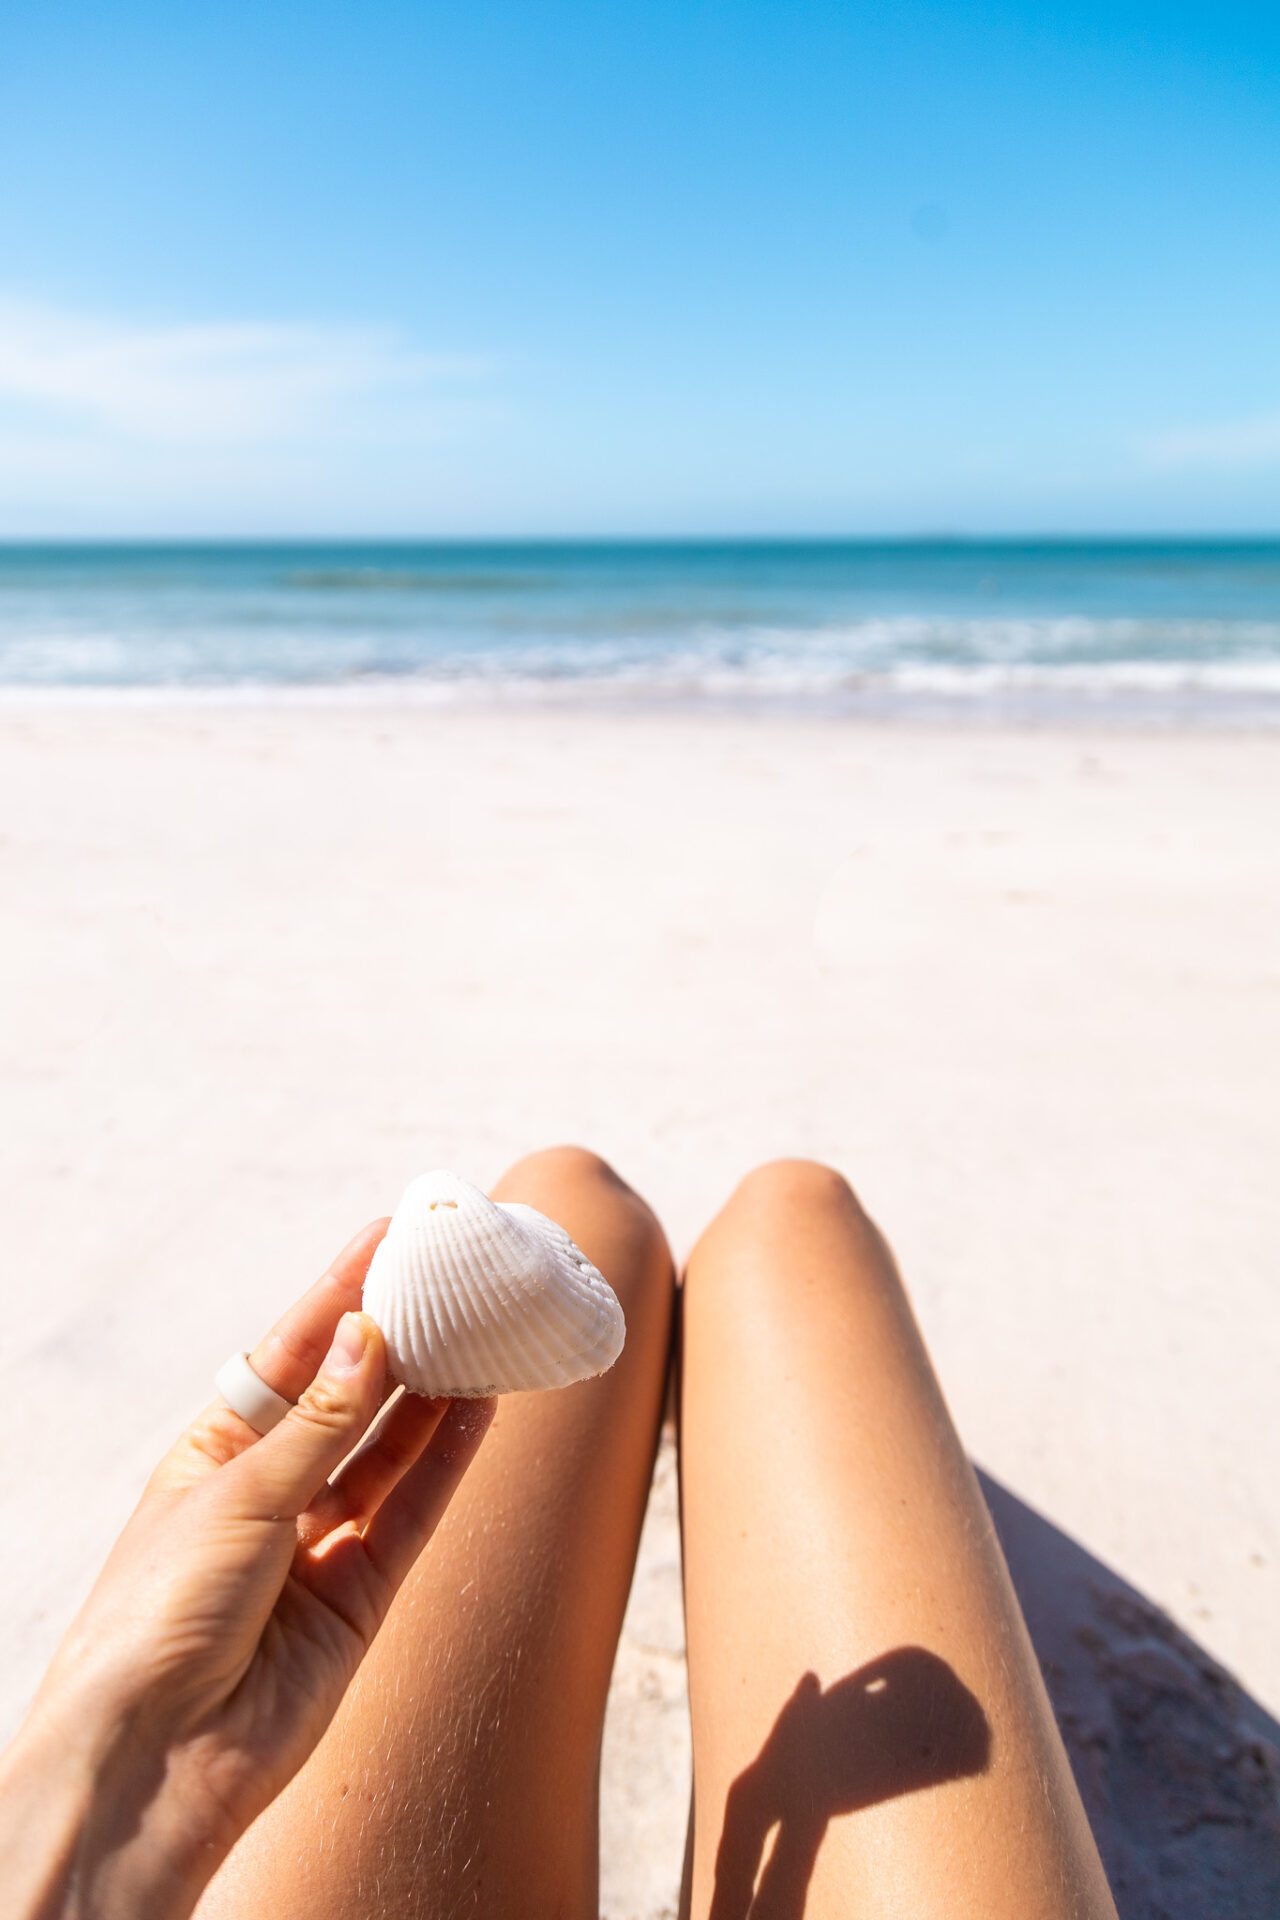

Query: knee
[726,1157,868,1230]
[492,1144,671,1271]
[495,1143,633,1205]
[686,1158,889,1296]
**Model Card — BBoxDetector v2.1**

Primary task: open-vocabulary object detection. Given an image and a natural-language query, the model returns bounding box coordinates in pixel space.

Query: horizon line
[3,530,1280,548]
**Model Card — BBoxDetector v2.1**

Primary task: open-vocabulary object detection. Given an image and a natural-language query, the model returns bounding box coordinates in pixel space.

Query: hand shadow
[708,1645,990,1920]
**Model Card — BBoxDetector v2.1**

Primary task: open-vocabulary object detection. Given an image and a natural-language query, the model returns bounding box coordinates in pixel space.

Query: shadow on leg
[679,1158,1117,1920]
[708,1648,990,1920]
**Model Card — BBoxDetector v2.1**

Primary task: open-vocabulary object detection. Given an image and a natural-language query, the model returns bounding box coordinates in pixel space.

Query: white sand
[1,704,1277,1914]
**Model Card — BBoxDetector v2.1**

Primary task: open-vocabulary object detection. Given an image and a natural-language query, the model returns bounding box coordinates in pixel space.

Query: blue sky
[2,0,1278,535]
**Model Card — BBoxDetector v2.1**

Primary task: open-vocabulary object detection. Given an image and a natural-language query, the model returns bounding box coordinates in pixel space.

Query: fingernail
[322,1312,367,1378]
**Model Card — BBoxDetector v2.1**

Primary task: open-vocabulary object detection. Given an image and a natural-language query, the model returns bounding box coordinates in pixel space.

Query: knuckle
[296,1376,356,1430]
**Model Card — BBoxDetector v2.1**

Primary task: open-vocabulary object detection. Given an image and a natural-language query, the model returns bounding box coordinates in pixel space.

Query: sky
[2,0,1279,537]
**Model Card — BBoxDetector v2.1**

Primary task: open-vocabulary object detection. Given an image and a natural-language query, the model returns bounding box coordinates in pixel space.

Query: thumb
[223,1312,386,1521]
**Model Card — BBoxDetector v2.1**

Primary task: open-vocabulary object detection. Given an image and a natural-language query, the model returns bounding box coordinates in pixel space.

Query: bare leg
[197,1147,675,1920]
[679,1161,1117,1920]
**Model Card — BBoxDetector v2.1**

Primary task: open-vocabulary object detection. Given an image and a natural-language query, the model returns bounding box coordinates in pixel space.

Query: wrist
[0,1691,211,1920]
[0,1702,103,1919]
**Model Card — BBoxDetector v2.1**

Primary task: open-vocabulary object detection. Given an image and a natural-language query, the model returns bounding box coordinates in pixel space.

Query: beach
[2,701,1277,1915]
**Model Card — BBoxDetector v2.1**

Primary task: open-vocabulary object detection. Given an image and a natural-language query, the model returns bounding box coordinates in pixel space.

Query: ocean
[2,540,1280,720]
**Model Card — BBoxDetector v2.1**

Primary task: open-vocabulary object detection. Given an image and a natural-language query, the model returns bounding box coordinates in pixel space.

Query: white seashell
[361,1170,626,1397]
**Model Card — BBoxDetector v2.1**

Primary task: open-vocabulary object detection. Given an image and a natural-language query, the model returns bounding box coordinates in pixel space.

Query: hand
[0,1221,495,1920]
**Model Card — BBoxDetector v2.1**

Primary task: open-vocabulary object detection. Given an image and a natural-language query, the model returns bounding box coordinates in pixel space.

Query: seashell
[361,1170,626,1397]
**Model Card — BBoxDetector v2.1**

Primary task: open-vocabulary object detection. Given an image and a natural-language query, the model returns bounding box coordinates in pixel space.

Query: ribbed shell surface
[362,1170,627,1397]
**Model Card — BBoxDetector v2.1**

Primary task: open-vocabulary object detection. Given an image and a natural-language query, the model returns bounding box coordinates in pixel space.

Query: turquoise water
[2,541,1280,717]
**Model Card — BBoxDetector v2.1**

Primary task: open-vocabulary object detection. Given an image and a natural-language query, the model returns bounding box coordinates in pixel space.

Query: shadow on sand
[980,1473,1280,1920]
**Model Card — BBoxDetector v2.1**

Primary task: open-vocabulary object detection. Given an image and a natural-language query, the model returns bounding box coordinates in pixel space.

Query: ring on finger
[215,1352,294,1435]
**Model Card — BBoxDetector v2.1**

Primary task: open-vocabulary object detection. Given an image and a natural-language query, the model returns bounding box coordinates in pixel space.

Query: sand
[1,702,1277,1915]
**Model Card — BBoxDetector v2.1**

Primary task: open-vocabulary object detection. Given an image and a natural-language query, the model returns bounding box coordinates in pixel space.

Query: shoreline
[3,676,1280,730]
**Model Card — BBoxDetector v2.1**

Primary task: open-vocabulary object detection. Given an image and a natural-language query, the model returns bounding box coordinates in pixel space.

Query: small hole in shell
[429,1200,459,1211]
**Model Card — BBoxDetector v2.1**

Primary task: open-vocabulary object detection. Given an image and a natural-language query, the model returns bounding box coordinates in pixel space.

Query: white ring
[215,1352,294,1435]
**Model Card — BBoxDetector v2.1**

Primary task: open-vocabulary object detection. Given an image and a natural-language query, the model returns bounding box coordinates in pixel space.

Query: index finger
[246,1217,391,1403]
[155,1218,391,1488]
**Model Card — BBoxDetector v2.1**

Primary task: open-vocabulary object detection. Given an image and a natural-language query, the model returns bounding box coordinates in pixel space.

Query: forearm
[0,1697,213,1920]
[0,1704,104,1920]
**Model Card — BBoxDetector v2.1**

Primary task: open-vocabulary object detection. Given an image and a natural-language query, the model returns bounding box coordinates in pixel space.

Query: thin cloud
[0,298,486,446]
[1142,407,1280,473]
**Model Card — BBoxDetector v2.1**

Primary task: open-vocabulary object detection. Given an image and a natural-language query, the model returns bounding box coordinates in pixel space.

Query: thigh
[198,1147,675,1920]
[679,1160,1115,1920]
